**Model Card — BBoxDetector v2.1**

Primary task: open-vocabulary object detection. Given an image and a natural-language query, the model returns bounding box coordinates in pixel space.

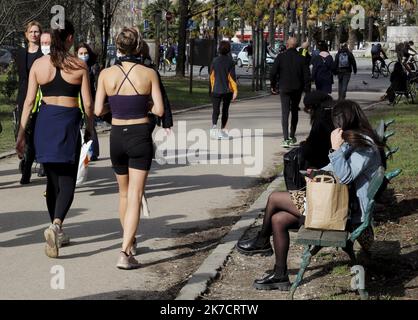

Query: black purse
[283,146,308,191]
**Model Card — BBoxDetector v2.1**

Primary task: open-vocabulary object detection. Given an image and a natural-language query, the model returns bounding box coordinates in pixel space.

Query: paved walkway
[0,91,381,300]
[0,95,310,299]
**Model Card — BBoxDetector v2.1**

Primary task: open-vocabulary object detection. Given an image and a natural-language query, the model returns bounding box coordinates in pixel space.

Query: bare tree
[176,0,189,77]
[85,0,123,69]
[0,0,52,45]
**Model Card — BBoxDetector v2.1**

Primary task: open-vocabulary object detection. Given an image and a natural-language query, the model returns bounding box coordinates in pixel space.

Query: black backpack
[283,147,308,191]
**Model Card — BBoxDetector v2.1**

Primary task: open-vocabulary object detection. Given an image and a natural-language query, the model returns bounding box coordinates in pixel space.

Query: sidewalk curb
[175,175,284,300]
[0,93,269,160]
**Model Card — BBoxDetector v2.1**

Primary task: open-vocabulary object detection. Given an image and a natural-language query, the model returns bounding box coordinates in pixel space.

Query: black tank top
[41,67,81,97]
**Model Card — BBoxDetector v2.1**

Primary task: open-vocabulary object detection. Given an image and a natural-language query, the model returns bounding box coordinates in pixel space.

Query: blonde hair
[116,27,140,55]
[25,21,42,34]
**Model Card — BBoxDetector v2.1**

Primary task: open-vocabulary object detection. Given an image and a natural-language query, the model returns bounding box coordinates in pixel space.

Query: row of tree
[143,0,418,76]
[1,0,417,76]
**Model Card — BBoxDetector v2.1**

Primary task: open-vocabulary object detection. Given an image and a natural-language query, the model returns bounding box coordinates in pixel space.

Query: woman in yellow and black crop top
[16,20,94,259]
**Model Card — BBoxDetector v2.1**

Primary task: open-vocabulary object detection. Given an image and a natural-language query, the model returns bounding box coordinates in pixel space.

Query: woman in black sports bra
[16,20,94,259]
[95,27,164,270]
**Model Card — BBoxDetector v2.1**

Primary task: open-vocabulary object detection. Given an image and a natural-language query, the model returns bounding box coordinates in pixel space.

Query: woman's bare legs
[121,168,148,253]
[115,174,129,228]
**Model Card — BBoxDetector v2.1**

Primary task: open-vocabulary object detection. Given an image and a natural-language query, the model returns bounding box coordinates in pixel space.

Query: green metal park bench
[375,119,402,181]
[288,119,402,300]
[289,166,386,300]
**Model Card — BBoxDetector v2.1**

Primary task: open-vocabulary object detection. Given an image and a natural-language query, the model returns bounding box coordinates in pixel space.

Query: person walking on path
[15,21,43,185]
[270,37,311,148]
[76,42,100,161]
[94,27,164,270]
[334,43,357,100]
[40,30,51,56]
[209,41,238,140]
[16,21,94,258]
[165,40,176,71]
[311,40,334,94]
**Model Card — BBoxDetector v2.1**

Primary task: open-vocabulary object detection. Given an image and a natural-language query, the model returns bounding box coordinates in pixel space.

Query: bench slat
[319,230,348,247]
[296,226,348,247]
[296,226,322,246]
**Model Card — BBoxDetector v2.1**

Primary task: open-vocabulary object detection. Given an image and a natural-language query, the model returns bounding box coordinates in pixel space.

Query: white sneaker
[116,252,141,270]
[218,130,230,140]
[210,126,219,139]
[44,224,60,258]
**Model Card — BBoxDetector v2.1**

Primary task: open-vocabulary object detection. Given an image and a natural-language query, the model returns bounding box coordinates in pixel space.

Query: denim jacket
[322,141,382,224]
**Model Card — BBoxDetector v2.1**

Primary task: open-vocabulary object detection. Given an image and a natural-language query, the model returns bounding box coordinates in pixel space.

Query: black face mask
[117,55,141,64]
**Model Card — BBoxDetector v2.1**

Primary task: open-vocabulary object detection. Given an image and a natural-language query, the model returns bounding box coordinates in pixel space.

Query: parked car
[231,42,246,63]
[236,45,274,67]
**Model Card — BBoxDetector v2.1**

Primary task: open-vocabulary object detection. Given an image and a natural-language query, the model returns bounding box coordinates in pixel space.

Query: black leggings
[260,192,304,271]
[212,93,233,128]
[43,138,81,223]
[21,114,37,181]
[280,91,302,141]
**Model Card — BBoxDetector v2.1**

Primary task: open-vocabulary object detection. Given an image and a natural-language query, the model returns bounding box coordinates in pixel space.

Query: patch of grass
[331,264,349,276]
[162,78,258,110]
[317,252,333,260]
[367,103,418,194]
[0,102,15,153]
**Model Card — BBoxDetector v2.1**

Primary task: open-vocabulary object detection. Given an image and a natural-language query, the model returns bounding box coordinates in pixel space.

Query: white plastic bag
[141,194,150,217]
[76,140,93,187]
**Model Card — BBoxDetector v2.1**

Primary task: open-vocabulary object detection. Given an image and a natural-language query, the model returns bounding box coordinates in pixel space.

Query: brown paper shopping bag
[305,174,349,231]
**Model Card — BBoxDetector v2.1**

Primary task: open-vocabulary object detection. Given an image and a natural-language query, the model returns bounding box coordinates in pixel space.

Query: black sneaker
[20,177,31,185]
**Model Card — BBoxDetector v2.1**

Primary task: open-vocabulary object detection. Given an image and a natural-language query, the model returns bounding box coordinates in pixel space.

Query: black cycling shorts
[110,123,153,175]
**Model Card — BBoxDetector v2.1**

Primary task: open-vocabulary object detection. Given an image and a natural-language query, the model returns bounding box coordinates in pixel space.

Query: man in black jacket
[15,21,43,184]
[334,43,357,100]
[270,37,311,148]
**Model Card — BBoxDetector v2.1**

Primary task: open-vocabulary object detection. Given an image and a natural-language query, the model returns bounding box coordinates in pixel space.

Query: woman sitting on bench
[236,100,385,291]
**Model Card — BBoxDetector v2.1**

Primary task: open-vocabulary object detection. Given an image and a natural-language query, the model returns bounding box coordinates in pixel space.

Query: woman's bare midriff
[43,97,80,108]
[112,118,150,126]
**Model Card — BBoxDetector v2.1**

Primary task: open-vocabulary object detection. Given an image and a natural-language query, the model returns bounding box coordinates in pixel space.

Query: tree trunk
[368,16,374,42]
[302,2,308,42]
[308,25,312,44]
[321,22,325,40]
[297,16,301,44]
[176,0,189,77]
[268,7,275,45]
[240,16,245,41]
[386,9,391,28]
[348,27,356,51]
[284,21,289,42]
